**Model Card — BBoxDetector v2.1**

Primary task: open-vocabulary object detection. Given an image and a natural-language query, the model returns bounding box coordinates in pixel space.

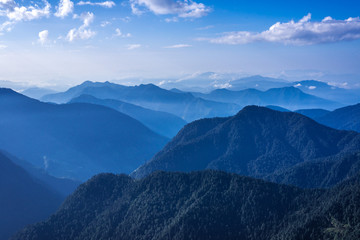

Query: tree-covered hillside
[12,171,360,240]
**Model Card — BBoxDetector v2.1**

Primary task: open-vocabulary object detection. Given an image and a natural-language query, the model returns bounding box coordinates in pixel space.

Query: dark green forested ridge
[12,170,360,240]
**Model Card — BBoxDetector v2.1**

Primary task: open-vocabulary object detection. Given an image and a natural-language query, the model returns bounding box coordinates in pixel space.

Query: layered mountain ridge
[70,94,187,138]
[0,88,168,180]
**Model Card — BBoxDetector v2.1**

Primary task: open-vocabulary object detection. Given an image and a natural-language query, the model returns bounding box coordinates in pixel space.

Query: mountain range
[292,80,360,104]
[192,86,341,110]
[132,106,360,183]
[0,88,168,180]
[12,170,360,240]
[159,75,360,105]
[229,75,290,90]
[42,81,241,122]
[70,94,187,138]
[0,151,63,240]
[4,77,360,240]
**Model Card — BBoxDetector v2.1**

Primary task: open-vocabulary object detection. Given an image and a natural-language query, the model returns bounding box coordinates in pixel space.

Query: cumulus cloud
[78,1,115,8]
[0,0,49,35]
[130,0,211,18]
[200,14,360,45]
[66,12,96,42]
[114,28,131,37]
[38,29,48,45]
[55,0,74,18]
[164,44,191,48]
[6,1,50,21]
[127,43,141,50]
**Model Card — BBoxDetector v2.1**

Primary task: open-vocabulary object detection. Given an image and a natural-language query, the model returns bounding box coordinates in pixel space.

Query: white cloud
[130,0,211,18]
[197,25,213,30]
[66,12,96,42]
[213,82,232,89]
[77,1,115,8]
[38,30,49,45]
[0,1,49,34]
[0,21,14,32]
[81,12,94,27]
[165,17,178,22]
[0,0,13,4]
[200,14,360,45]
[164,44,191,48]
[101,20,110,27]
[55,0,74,18]
[127,43,141,50]
[308,86,316,90]
[130,2,143,15]
[0,44,7,49]
[120,16,131,22]
[114,28,131,37]
[6,1,50,21]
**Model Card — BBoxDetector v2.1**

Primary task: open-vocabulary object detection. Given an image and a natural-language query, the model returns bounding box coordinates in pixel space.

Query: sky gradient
[0,0,359,88]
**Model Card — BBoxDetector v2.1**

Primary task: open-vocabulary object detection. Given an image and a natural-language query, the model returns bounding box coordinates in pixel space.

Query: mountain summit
[132,106,360,179]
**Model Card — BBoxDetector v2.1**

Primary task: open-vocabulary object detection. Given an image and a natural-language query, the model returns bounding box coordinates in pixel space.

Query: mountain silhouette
[0,88,168,180]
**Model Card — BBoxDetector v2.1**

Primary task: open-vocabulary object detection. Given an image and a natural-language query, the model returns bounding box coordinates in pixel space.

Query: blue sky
[0,0,359,88]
